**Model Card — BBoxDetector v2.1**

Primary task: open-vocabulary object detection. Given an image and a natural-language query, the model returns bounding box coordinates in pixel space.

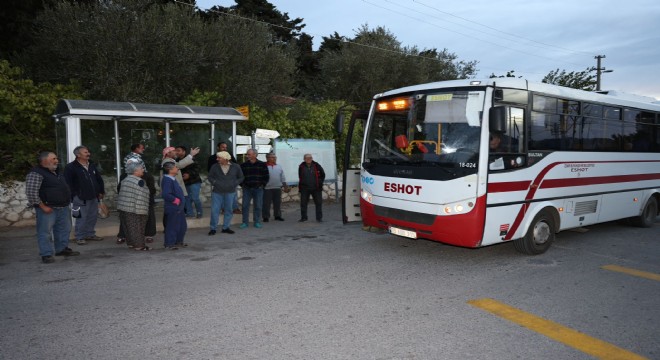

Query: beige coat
[160,155,194,196]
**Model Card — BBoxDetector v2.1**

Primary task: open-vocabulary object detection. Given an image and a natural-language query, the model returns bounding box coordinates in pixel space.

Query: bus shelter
[53,99,247,181]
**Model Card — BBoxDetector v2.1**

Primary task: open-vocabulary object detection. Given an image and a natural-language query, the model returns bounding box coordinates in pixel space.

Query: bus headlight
[442,200,474,215]
[361,189,373,204]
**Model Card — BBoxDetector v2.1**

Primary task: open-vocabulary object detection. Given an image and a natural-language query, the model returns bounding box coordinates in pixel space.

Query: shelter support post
[113,118,121,182]
[64,116,81,163]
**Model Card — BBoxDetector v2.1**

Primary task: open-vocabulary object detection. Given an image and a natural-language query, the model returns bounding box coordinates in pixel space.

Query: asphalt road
[1,202,658,360]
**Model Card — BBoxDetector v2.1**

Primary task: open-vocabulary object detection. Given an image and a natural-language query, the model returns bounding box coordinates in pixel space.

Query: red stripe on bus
[503,160,660,241]
[503,162,564,240]
[540,173,660,189]
[488,181,531,193]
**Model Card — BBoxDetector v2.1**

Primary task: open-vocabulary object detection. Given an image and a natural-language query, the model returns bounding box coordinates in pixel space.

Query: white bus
[339,79,660,254]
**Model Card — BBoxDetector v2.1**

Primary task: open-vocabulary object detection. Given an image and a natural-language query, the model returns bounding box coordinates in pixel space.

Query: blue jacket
[161,175,185,213]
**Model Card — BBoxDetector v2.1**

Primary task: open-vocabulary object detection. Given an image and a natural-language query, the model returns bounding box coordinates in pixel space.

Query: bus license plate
[389,226,417,239]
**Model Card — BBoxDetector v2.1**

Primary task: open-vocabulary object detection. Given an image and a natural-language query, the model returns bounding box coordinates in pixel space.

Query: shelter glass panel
[80,119,117,176]
[118,121,166,174]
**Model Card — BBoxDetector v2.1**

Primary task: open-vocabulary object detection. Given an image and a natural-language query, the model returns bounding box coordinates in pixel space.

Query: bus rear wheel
[631,196,658,228]
[514,210,555,255]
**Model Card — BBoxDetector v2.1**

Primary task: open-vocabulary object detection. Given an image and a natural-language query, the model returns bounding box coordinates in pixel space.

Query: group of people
[26,142,327,263]
[206,147,326,235]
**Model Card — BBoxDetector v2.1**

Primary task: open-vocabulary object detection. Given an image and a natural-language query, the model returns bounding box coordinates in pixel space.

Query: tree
[204,0,305,44]
[542,67,597,91]
[0,60,80,179]
[316,25,477,102]
[16,0,296,106]
[489,70,519,78]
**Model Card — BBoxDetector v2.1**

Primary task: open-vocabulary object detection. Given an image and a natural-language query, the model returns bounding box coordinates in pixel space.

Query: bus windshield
[364,91,484,177]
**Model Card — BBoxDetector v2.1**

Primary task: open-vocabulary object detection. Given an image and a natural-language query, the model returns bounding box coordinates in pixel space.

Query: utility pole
[594,55,613,91]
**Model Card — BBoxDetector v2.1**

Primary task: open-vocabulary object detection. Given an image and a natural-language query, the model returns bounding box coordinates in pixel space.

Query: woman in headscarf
[116,161,151,250]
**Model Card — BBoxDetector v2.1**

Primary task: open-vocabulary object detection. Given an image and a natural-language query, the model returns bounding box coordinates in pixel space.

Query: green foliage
[16,0,296,106]
[235,100,354,169]
[180,90,222,107]
[0,60,80,180]
[542,67,597,91]
[316,24,477,102]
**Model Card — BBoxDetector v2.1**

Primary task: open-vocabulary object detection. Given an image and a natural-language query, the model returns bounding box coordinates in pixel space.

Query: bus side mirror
[335,113,345,134]
[489,106,507,134]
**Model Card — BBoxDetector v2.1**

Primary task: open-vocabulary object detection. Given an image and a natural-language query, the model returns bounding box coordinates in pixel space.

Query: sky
[195,0,660,101]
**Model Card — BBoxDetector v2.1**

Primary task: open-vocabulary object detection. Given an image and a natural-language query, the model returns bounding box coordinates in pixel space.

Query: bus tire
[631,196,658,228]
[514,210,555,255]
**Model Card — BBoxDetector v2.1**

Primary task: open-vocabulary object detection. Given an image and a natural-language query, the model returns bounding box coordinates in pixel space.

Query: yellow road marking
[601,265,660,281]
[468,298,647,360]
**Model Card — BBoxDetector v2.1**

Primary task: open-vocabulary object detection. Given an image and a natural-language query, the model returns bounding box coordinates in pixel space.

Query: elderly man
[64,145,105,245]
[208,151,244,235]
[298,153,326,222]
[262,152,288,222]
[239,148,269,229]
[26,151,80,263]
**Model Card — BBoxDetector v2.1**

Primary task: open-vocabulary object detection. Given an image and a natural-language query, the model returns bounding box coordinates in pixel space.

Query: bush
[0,60,80,181]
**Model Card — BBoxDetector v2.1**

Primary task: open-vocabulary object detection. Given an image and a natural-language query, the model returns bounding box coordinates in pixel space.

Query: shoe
[164,246,179,251]
[116,237,126,244]
[84,235,103,241]
[233,209,242,214]
[196,213,203,219]
[263,218,269,222]
[145,237,154,243]
[42,256,55,264]
[275,217,284,221]
[254,222,262,228]
[55,247,80,256]
[76,239,87,245]
[239,223,248,229]
[208,230,216,236]
[134,246,150,251]
[221,228,235,234]
[298,218,307,222]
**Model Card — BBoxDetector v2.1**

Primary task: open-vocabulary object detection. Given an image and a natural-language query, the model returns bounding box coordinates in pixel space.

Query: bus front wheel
[514,210,555,255]
[631,196,658,228]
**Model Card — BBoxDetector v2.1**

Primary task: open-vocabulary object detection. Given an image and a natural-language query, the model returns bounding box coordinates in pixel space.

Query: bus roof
[375,79,660,112]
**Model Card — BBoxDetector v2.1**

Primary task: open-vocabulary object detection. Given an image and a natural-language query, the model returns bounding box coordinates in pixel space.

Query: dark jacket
[31,166,71,207]
[208,153,236,171]
[64,160,104,201]
[298,161,325,190]
[240,160,269,188]
[181,162,202,185]
[208,163,244,193]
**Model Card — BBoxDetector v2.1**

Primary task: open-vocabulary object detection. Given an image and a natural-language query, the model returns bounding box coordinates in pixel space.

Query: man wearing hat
[207,151,244,235]
[160,146,200,197]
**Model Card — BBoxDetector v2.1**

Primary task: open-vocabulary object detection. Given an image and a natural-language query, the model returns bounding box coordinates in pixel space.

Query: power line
[363,0,586,68]
[411,0,593,57]
[175,0,561,76]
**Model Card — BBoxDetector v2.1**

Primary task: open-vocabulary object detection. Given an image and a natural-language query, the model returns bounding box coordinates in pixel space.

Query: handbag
[98,200,110,219]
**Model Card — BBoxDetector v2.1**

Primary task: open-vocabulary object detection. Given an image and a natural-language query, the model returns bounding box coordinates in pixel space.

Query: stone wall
[0,176,342,228]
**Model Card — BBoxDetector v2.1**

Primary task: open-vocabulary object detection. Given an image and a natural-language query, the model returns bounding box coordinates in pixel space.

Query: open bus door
[337,108,369,223]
